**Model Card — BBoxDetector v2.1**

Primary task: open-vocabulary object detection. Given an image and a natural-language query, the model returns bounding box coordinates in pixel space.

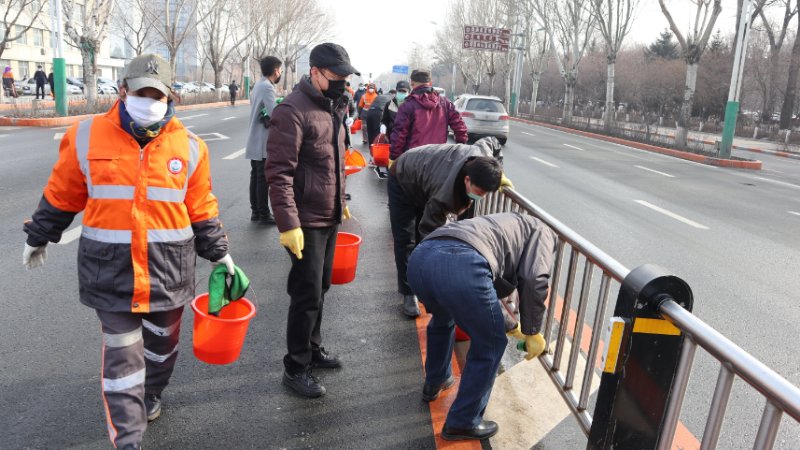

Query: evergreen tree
[708,29,728,54]
[645,29,679,60]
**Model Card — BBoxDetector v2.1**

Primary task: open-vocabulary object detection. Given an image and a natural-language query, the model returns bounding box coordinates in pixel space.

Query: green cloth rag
[208,264,250,315]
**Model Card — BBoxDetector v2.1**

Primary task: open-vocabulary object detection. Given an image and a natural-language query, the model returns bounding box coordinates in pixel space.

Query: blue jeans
[407,238,507,429]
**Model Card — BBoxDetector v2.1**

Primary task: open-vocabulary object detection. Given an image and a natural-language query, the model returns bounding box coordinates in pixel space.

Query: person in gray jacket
[388,137,510,317]
[246,56,282,224]
[407,212,557,441]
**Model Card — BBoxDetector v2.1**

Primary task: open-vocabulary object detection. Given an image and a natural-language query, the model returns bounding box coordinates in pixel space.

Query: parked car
[181,82,201,93]
[202,82,216,91]
[22,78,82,96]
[453,94,509,145]
[97,77,119,93]
[66,77,85,92]
[97,84,117,95]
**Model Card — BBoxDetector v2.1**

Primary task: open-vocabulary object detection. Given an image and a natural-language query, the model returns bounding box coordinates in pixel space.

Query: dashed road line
[53,132,64,140]
[634,165,675,178]
[789,211,800,217]
[185,125,196,129]
[222,116,236,121]
[178,113,208,120]
[522,131,536,137]
[58,226,82,244]
[751,176,800,190]
[563,143,584,151]
[635,200,709,230]
[223,148,245,160]
[529,156,558,168]
[197,132,229,142]
[50,126,69,130]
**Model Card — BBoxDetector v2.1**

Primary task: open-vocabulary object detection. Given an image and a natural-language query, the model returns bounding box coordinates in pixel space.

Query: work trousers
[284,225,338,374]
[387,173,423,295]
[35,83,45,99]
[96,307,183,447]
[407,239,507,429]
[249,159,270,216]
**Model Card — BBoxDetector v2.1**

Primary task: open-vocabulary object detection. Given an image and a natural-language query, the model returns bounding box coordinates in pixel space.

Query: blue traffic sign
[392,65,409,74]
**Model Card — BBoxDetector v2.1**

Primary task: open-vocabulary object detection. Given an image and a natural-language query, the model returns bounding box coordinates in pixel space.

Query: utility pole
[451,63,456,100]
[720,0,753,158]
[53,0,68,116]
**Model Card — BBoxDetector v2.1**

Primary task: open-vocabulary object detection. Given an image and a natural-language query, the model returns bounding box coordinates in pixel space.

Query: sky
[316,0,743,83]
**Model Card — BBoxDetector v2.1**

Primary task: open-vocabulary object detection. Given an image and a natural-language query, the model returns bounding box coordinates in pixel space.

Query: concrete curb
[512,117,763,170]
[689,137,800,161]
[0,100,250,127]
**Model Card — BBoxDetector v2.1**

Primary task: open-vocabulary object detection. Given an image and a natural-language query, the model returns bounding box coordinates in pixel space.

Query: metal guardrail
[475,189,800,449]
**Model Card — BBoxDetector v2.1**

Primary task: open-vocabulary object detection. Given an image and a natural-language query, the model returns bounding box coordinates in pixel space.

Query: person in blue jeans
[407,212,557,441]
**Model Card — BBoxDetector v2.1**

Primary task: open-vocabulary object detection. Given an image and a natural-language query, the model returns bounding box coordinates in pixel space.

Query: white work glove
[379,124,387,134]
[345,117,354,127]
[23,243,48,270]
[212,254,235,275]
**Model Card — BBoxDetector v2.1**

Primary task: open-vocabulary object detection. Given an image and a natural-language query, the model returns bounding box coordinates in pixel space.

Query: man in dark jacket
[47,71,54,98]
[365,91,393,146]
[381,80,410,142]
[229,80,238,105]
[33,65,47,99]
[266,42,358,398]
[388,137,509,316]
[407,212,556,440]
[389,70,468,161]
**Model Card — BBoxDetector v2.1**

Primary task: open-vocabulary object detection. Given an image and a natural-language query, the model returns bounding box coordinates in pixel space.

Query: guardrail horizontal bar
[660,300,800,422]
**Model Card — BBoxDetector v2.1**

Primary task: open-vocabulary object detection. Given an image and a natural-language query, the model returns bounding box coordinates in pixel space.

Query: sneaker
[144,393,161,422]
[282,369,326,398]
[121,444,142,450]
[312,347,342,369]
[250,212,260,221]
[422,375,456,402]
[259,212,276,225]
[403,295,420,317]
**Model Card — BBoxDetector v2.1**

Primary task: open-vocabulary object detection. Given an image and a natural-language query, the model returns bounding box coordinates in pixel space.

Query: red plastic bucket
[331,232,362,284]
[372,143,390,167]
[350,119,362,133]
[191,293,256,365]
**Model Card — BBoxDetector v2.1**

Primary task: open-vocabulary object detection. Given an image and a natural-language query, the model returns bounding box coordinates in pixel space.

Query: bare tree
[110,0,154,56]
[754,0,797,124]
[63,0,115,107]
[532,0,596,123]
[199,0,259,90]
[658,0,723,149]
[0,0,47,61]
[146,0,215,81]
[779,0,800,129]
[590,0,639,129]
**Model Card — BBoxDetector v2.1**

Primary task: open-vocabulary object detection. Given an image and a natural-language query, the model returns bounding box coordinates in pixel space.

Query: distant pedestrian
[48,71,54,98]
[266,42,359,398]
[33,65,47,99]
[229,80,238,105]
[389,69,468,162]
[357,82,378,144]
[365,91,392,146]
[245,56,282,225]
[381,80,410,142]
[3,66,18,98]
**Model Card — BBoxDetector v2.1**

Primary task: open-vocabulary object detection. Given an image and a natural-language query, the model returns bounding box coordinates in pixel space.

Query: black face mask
[275,74,281,84]
[318,71,346,100]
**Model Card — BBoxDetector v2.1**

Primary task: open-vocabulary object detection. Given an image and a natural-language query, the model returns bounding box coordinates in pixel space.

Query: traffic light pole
[720,0,752,158]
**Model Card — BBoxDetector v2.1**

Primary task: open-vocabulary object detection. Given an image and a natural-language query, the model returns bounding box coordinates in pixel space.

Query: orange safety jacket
[358,91,377,111]
[24,101,228,313]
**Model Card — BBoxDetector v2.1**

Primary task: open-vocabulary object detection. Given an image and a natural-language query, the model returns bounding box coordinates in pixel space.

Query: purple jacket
[389,86,468,160]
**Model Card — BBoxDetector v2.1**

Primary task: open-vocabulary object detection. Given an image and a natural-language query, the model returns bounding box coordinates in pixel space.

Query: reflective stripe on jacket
[26,101,228,313]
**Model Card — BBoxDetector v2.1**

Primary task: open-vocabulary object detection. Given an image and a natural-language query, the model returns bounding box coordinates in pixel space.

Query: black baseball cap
[396,80,410,91]
[309,43,360,77]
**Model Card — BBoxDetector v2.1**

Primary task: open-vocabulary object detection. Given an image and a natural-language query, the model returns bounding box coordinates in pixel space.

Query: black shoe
[403,295,420,318]
[422,375,456,402]
[121,445,141,450]
[259,212,276,225]
[312,347,342,369]
[282,369,326,398]
[250,212,260,221]
[441,420,499,441]
[144,393,161,422]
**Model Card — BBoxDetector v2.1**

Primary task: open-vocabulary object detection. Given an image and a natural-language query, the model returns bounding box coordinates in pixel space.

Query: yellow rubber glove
[279,227,304,259]
[524,333,546,360]
[342,205,352,220]
[388,159,395,169]
[500,173,514,192]
[506,322,526,341]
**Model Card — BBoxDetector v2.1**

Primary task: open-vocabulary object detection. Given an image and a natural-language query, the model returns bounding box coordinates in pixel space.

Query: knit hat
[410,70,431,83]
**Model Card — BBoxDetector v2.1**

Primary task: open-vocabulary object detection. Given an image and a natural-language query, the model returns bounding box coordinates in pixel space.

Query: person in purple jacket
[389,70,468,161]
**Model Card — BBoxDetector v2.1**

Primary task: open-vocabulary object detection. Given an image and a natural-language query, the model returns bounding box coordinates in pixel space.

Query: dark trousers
[230,92,236,105]
[284,225,338,374]
[96,307,184,447]
[407,239,507,429]
[387,174,423,295]
[249,159,270,216]
[35,83,45,99]
[49,82,54,96]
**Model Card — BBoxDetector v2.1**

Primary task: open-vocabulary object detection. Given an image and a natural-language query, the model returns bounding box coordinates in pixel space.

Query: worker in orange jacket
[21,54,233,450]
[357,82,378,144]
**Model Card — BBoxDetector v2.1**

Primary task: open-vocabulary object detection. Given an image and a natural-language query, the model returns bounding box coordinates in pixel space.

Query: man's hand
[22,243,48,270]
[342,206,352,220]
[212,254,235,275]
[524,333,546,360]
[506,322,526,341]
[500,174,514,192]
[279,228,304,259]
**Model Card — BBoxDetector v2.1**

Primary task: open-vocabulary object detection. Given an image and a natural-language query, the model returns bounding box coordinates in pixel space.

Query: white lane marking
[635,200,709,230]
[197,132,229,142]
[0,134,7,138]
[178,113,208,120]
[751,176,800,190]
[221,116,236,121]
[529,156,559,168]
[789,211,800,217]
[634,165,675,178]
[58,226,82,244]
[563,143,584,151]
[53,132,64,140]
[50,126,69,130]
[185,125,195,129]
[522,131,536,137]
[223,148,245,160]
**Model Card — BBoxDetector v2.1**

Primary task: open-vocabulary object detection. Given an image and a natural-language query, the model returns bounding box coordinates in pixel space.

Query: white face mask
[125,95,168,127]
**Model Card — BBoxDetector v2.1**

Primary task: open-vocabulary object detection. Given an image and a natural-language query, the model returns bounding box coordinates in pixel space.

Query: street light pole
[720,0,753,158]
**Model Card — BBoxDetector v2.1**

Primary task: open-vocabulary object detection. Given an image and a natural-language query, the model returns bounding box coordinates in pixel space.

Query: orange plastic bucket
[331,232,362,284]
[344,148,366,176]
[372,143,390,167]
[350,119,362,133]
[191,293,256,365]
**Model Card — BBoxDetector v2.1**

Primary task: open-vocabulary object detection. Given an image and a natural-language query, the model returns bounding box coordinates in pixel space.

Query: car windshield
[466,98,506,113]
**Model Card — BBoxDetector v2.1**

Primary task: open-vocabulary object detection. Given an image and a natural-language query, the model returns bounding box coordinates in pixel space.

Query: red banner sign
[463,25,511,52]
